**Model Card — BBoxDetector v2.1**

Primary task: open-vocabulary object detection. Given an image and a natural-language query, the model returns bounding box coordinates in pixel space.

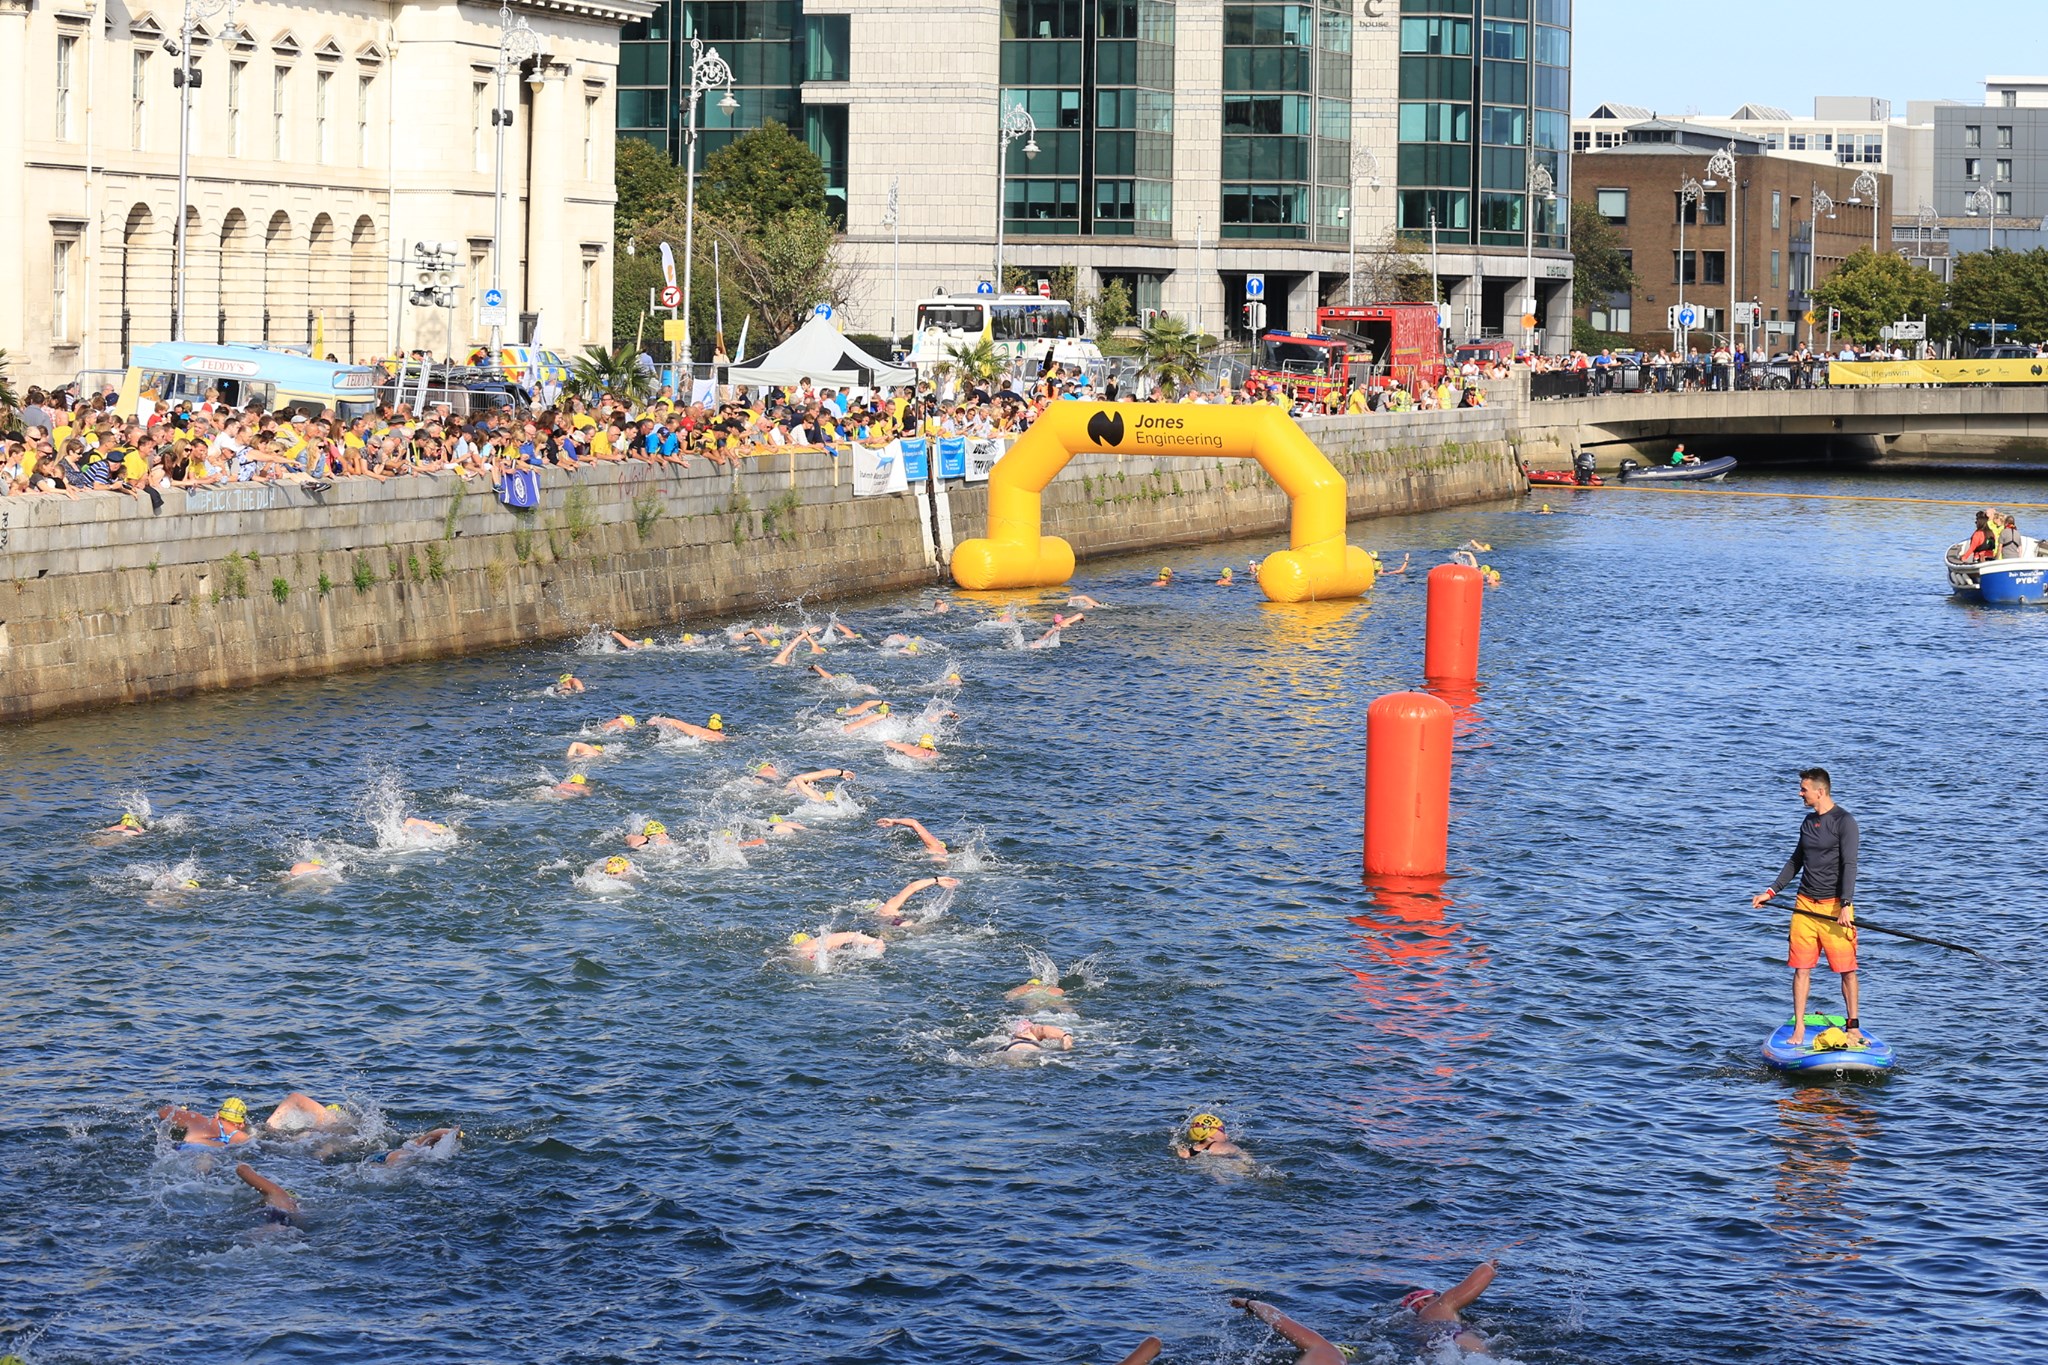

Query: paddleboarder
[1752,768,1862,1047]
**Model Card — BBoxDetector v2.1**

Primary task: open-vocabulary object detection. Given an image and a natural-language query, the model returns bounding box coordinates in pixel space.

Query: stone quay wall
[0,408,1526,723]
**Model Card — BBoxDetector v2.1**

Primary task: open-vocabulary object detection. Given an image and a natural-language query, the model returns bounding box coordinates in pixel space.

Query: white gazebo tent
[726,315,915,390]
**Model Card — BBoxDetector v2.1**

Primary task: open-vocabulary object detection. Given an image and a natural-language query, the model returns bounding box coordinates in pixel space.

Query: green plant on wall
[633,491,664,542]
[351,554,376,592]
[426,544,447,580]
[728,492,753,548]
[563,485,596,543]
[317,571,333,597]
[271,577,291,603]
[213,552,250,603]
[443,484,466,541]
[762,489,801,544]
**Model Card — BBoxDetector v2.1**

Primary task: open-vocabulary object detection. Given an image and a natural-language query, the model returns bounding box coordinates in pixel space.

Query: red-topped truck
[1250,303,1448,404]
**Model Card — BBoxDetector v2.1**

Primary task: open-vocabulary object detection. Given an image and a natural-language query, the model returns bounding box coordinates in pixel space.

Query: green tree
[699,122,828,226]
[1810,249,1950,346]
[945,337,1005,386]
[1137,313,1203,398]
[614,135,686,235]
[1001,264,1079,300]
[1569,198,1636,307]
[1949,247,2048,347]
[1344,229,1437,303]
[570,343,657,403]
[705,207,857,343]
[1097,277,1135,331]
[0,349,16,413]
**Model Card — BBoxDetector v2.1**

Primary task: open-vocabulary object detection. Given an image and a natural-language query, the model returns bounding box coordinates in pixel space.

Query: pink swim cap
[1399,1289,1437,1312]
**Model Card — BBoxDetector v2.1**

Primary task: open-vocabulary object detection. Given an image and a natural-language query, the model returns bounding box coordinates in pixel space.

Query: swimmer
[100,812,147,837]
[598,714,638,734]
[1026,619,1070,649]
[566,741,606,759]
[554,773,592,797]
[828,621,862,641]
[235,1163,302,1228]
[870,874,961,927]
[1067,595,1105,609]
[1400,1258,1498,1356]
[1479,563,1501,587]
[999,1020,1073,1053]
[283,858,334,880]
[1228,1297,1345,1365]
[1537,502,1553,514]
[1461,538,1493,553]
[786,768,854,803]
[157,1097,255,1147]
[737,814,809,847]
[402,816,453,837]
[882,733,940,762]
[1216,566,1235,585]
[745,761,785,785]
[876,816,948,863]
[381,1126,461,1167]
[1114,1339,1163,1365]
[787,929,885,963]
[772,630,822,666]
[598,854,640,880]
[842,701,895,734]
[553,672,586,694]
[647,714,729,742]
[262,1092,353,1134]
[624,819,672,849]
[930,598,951,614]
[609,630,655,651]
[1174,1113,1246,1159]
[1152,566,1174,586]
[1004,977,1067,1005]
[1380,553,1412,574]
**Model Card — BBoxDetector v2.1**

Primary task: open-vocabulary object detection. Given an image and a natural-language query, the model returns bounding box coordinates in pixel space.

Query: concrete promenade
[0,408,1526,723]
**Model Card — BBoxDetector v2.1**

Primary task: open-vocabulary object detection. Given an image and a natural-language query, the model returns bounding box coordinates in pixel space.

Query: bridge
[1498,386,2048,468]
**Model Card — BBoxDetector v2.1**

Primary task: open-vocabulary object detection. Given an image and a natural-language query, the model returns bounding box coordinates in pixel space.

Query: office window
[315,70,332,163]
[1997,125,2013,148]
[358,75,372,166]
[1479,20,1526,60]
[473,82,489,172]
[1859,136,1882,164]
[131,50,149,149]
[580,255,597,340]
[1996,158,2012,181]
[1771,189,1781,228]
[1788,133,1805,151]
[1572,129,1589,151]
[1965,125,1981,148]
[273,67,288,159]
[1965,157,1981,179]
[229,62,245,155]
[55,35,76,139]
[1763,132,1781,149]
[584,95,597,178]
[1399,17,1471,55]
[1595,187,1627,222]
[52,238,75,341]
[1770,249,1781,288]
[1700,250,1726,286]
[1672,249,1694,285]
[1815,133,1832,150]
[2002,90,2017,107]
[1996,191,2012,214]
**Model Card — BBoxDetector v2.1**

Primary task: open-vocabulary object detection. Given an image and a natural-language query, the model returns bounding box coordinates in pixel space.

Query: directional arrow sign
[1244,274,1265,300]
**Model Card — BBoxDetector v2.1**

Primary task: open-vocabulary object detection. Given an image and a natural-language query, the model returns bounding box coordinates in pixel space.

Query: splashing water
[356,769,456,850]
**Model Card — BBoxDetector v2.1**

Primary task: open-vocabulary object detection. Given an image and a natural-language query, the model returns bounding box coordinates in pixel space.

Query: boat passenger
[1964,509,2001,562]
[1400,1259,1500,1355]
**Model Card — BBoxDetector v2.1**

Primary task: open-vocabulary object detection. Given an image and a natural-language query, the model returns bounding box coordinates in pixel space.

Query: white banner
[690,378,717,407]
[852,441,910,497]
[964,437,1004,483]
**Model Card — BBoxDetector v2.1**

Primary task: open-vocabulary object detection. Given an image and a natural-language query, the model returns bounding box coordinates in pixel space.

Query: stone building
[0,0,650,387]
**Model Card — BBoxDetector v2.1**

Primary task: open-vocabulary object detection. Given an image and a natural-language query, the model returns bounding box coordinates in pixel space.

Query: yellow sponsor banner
[1830,358,2048,385]
[662,319,688,342]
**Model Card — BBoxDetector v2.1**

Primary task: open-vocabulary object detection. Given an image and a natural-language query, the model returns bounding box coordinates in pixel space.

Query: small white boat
[1946,539,2048,604]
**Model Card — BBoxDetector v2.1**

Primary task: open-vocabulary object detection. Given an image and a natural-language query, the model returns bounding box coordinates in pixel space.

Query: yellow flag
[312,312,325,357]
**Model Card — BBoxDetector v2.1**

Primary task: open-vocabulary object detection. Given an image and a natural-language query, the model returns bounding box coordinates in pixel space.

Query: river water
[3,470,2045,1364]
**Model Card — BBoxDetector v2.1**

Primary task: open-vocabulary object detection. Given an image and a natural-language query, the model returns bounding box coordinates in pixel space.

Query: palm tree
[1137,313,1203,398]
[945,336,1005,388]
[569,344,656,404]
[0,349,17,414]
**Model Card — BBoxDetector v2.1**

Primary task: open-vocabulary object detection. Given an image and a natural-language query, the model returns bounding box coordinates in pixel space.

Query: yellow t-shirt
[21,451,39,482]
[570,413,597,430]
[590,429,612,456]
[122,448,147,481]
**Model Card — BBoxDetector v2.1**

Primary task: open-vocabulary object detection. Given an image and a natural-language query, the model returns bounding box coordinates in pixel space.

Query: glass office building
[1221,1,1353,241]
[1396,0,1569,252]
[618,2,850,221]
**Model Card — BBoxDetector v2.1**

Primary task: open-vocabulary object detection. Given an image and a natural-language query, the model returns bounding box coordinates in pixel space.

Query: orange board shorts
[1789,894,1857,973]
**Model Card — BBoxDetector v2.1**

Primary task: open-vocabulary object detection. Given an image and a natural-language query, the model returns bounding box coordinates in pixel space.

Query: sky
[1570,0,2034,118]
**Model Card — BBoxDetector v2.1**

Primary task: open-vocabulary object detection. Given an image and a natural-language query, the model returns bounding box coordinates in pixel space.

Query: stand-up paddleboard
[1762,1014,1895,1075]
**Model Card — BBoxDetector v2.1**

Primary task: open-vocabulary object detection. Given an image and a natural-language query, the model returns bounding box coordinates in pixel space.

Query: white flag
[658,241,678,290]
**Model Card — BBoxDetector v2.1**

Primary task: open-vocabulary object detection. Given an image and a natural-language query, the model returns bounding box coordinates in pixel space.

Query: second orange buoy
[1363,691,1454,877]
[1424,563,1484,683]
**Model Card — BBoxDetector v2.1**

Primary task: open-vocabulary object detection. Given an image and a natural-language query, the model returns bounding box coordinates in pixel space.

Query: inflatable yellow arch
[950,404,1377,602]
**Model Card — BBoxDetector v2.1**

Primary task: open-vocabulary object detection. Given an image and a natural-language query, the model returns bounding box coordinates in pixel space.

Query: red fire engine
[1250,303,1448,404]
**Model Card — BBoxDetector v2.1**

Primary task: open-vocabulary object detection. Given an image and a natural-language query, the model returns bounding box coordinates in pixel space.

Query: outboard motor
[1617,458,1642,480]
[1572,449,1598,486]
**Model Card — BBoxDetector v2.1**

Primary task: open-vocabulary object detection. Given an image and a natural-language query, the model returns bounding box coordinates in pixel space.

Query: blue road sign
[1245,275,1265,300]
[1676,304,1699,329]
[483,288,505,308]
[814,303,834,318]
[975,280,996,295]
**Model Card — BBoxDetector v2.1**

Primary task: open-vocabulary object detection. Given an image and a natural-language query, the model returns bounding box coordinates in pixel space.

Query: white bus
[908,291,1103,374]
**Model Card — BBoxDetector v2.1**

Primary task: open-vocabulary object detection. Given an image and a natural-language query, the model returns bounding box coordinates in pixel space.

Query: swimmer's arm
[235,1162,299,1214]
[1114,1338,1163,1365]
[1438,1259,1497,1312]
[1229,1300,1343,1365]
[810,664,837,679]
[841,699,886,716]
[788,769,851,786]
[878,876,941,916]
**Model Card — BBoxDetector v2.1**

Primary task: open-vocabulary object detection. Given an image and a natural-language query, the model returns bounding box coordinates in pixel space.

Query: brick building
[1573,122,1888,354]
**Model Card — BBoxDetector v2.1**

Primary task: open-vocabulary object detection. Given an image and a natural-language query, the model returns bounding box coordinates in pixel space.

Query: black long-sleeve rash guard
[1771,805,1860,905]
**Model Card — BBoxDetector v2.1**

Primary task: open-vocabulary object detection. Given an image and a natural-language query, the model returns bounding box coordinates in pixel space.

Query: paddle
[1790,905,1987,960]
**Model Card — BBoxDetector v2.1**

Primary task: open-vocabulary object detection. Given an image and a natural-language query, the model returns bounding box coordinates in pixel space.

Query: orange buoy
[1363,691,1454,877]
[1424,563,1484,683]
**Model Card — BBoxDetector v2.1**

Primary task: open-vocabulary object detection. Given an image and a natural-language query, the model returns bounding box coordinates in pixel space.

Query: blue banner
[899,437,929,481]
[498,467,541,509]
[937,436,968,479]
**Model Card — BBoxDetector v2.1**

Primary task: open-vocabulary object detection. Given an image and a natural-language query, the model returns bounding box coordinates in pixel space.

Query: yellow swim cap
[620,715,637,728]
[603,856,630,875]
[755,762,775,775]
[905,643,920,654]
[1026,977,1042,987]
[789,931,813,945]
[641,638,653,647]
[181,878,200,888]
[918,734,936,749]
[644,820,667,837]
[683,633,699,643]
[558,673,574,685]
[1187,1112,1222,1140]
[309,859,324,868]
[218,1097,249,1125]
[769,814,785,824]
[823,791,838,802]
[945,672,962,684]
[120,813,143,829]
[708,713,724,731]
[877,703,892,715]
[569,774,588,786]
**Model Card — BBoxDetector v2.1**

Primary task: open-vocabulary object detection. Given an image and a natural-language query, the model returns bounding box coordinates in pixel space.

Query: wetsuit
[1770,805,1860,973]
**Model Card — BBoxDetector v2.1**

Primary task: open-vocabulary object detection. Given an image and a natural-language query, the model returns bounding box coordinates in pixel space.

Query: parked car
[1973,343,2038,360]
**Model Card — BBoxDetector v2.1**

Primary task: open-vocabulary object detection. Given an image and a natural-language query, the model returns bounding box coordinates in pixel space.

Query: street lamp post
[1524,151,1556,352]
[1429,207,1441,335]
[1806,185,1836,347]
[994,101,1039,291]
[1676,176,1703,351]
[680,34,738,374]
[1851,169,1880,253]
[884,176,901,356]
[171,0,238,341]
[1704,142,1737,360]
[489,2,540,353]
[1965,183,1996,254]
[1346,147,1382,306]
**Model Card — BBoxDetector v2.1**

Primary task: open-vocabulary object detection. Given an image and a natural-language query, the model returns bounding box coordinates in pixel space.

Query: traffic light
[1243,300,1267,333]
[1828,307,1842,329]
[408,241,459,309]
